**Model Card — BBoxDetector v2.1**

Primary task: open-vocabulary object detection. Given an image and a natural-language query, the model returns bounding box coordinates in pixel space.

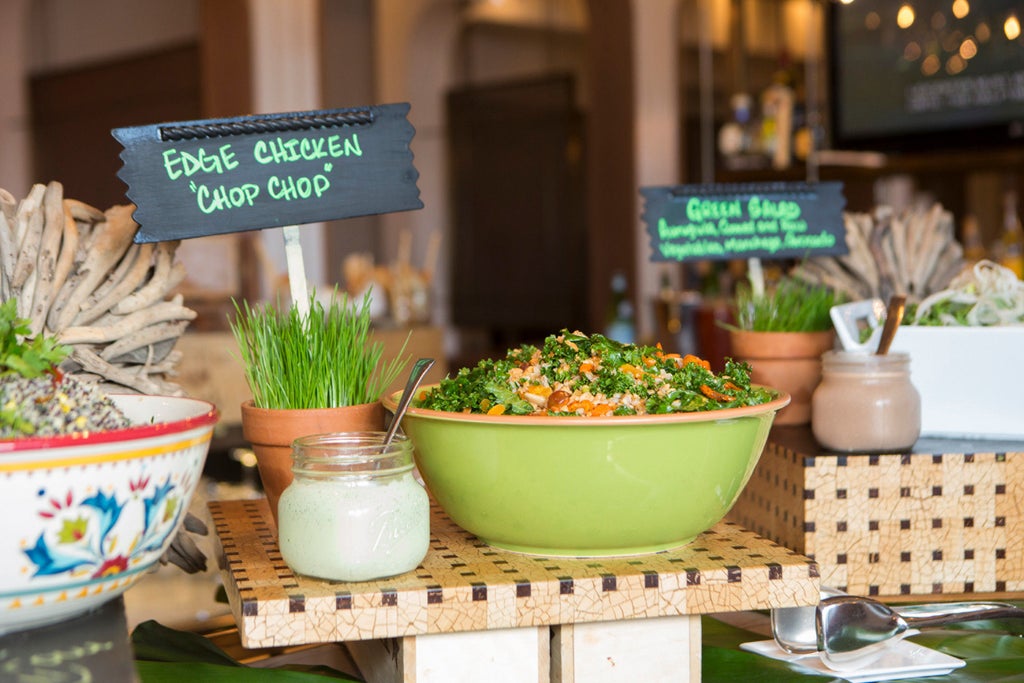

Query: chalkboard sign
[112,103,422,243]
[641,181,847,262]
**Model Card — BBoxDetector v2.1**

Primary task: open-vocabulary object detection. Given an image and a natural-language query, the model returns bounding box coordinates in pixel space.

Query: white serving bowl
[0,394,218,634]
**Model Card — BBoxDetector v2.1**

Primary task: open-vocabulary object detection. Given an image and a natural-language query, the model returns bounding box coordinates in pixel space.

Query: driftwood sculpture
[791,203,965,305]
[0,182,193,395]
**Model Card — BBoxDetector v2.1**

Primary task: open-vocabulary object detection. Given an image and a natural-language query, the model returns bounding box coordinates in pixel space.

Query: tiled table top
[210,498,820,648]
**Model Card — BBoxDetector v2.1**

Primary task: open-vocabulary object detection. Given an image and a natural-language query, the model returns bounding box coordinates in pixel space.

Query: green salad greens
[418,329,776,416]
[907,260,1024,326]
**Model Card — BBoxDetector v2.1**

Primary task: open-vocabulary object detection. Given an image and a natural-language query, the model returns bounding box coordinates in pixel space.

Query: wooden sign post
[113,103,422,313]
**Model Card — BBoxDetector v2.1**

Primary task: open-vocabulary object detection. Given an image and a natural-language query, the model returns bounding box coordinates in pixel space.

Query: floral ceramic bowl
[0,394,218,634]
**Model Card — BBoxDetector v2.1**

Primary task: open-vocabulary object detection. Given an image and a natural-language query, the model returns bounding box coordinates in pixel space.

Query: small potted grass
[231,289,408,521]
[724,275,841,425]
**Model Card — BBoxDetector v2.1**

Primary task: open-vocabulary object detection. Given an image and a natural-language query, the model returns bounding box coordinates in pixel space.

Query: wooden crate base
[346,617,700,683]
[730,427,1024,598]
[210,498,819,682]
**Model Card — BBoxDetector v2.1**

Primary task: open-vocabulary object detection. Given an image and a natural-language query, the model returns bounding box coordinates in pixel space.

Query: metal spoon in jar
[384,358,435,445]
[816,594,1024,671]
[874,294,907,355]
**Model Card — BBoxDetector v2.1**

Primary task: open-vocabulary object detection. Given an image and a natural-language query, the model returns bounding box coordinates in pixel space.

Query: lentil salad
[417,329,776,416]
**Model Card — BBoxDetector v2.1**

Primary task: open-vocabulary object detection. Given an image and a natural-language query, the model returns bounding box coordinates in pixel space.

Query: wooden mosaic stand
[210,498,819,683]
[729,426,1024,598]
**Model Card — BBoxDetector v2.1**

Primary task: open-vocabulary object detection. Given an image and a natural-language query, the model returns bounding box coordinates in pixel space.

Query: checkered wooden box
[728,427,1024,598]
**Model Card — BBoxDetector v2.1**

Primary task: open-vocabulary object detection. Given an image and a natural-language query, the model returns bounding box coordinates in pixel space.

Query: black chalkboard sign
[641,181,847,262]
[112,103,422,243]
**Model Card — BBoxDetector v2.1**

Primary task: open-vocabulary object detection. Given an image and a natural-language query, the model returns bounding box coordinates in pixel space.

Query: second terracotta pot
[240,400,385,523]
[729,329,836,426]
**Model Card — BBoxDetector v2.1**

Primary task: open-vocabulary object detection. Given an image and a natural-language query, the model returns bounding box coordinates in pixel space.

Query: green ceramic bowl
[384,386,790,557]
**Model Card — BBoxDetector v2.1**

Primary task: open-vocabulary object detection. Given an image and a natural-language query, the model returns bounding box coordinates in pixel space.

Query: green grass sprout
[727,277,841,333]
[230,289,408,410]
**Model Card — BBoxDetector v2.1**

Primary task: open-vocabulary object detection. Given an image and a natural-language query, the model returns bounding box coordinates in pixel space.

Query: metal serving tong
[772,590,1024,672]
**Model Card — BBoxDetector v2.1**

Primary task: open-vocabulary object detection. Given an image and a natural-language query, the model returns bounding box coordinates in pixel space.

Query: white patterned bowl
[0,394,218,634]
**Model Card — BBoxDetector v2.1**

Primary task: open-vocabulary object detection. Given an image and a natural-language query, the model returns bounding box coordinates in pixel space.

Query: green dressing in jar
[277,432,429,582]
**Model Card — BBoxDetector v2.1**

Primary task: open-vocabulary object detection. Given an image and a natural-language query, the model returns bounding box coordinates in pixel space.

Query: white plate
[739,639,965,683]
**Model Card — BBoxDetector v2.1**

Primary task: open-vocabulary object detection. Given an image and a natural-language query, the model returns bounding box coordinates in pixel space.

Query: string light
[959,36,977,59]
[1006,13,1021,41]
[951,0,969,20]
[897,4,916,29]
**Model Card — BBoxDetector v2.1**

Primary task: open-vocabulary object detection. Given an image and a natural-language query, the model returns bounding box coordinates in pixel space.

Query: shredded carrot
[591,404,613,416]
[619,363,643,379]
[682,354,711,371]
[700,384,732,402]
[526,384,553,398]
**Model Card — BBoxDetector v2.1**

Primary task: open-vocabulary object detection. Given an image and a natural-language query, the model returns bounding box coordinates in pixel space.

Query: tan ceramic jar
[811,351,921,452]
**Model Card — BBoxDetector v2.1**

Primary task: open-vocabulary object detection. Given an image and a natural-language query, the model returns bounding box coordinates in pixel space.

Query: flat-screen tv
[828,0,1024,153]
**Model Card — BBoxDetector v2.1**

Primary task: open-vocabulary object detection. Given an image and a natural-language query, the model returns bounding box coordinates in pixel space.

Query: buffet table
[209,498,820,682]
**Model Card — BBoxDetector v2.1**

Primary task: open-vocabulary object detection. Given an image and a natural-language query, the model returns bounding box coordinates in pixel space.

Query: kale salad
[417,329,776,416]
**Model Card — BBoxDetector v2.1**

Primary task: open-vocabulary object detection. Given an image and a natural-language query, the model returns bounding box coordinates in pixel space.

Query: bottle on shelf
[996,190,1024,278]
[759,53,797,170]
[718,93,760,169]
[605,271,635,344]
[960,214,987,266]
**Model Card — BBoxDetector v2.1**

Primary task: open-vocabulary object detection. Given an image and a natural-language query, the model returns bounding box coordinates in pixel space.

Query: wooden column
[631,0,681,340]
[0,0,32,199]
[199,0,260,306]
[247,0,326,296]
[584,0,636,334]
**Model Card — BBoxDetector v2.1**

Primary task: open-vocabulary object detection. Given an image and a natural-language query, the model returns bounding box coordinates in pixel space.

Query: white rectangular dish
[831,300,1024,441]
[889,325,1024,440]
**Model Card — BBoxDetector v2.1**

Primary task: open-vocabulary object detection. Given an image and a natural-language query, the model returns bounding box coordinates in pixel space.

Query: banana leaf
[135,661,363,682]
[702,617,849,683]
[134,613,1024,682]
[131,620,363,682]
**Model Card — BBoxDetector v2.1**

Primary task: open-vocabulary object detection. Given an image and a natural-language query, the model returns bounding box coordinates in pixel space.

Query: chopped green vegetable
[418,329,775,416]
[0,299,69,379]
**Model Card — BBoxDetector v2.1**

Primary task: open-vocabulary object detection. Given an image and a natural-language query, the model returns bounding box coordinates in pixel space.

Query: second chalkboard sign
[113,103,422,243]
[641,181,848,263]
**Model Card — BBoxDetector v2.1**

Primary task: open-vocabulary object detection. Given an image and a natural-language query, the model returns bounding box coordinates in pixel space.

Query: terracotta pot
[240,400,385,523]
[728,330,835,426]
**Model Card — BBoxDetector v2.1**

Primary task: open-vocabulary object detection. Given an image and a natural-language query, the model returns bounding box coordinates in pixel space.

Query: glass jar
[277,432,429,582]
[811,351,921,453]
